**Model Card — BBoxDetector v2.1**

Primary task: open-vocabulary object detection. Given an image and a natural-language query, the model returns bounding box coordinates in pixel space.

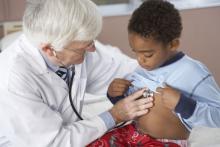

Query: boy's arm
[174,75,220,129]
[107,93,125,104]
[107,78,131,104]
[156,74,220,130]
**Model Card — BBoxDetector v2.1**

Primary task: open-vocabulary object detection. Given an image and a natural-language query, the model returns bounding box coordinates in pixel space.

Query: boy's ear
[40,43,54,56]
[169,39,180,51]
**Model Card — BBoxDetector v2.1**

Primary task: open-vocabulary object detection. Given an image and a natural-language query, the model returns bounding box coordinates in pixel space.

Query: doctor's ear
[40,43,54,56]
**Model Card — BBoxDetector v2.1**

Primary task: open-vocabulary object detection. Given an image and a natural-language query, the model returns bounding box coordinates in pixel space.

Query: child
[88,0,220,146]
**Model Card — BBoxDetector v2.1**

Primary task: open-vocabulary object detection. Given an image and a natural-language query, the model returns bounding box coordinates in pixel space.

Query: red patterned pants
[87,124,181,147]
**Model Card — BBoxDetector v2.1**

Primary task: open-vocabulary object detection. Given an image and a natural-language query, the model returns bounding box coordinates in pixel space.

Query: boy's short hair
[128,0,182,45]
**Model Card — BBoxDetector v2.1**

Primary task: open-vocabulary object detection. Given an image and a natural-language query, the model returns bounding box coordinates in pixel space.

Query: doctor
[0,0,154,146]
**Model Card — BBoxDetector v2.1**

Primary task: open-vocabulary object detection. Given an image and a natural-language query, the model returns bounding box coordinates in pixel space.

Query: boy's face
[128,33,178,70]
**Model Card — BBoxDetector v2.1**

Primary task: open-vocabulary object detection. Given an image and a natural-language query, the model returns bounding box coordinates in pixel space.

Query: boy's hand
[156,85,181,110]
[108,78,131,97]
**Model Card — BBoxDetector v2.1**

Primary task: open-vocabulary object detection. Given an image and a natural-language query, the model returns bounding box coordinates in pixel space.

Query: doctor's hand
[156,85,181,110]
[109,88,154,124]
[107,78,131,98]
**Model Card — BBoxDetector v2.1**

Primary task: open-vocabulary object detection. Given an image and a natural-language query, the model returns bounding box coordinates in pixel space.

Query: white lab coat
[0,34,137,147]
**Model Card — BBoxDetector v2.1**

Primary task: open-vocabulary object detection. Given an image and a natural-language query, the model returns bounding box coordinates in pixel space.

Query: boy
[88,0,220,146]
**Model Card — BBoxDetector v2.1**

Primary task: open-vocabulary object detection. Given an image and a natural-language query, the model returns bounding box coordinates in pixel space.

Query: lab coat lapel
[19,34,48,74]
[20,34,68,90]
[21,34,87,115]
[70,62,87,114]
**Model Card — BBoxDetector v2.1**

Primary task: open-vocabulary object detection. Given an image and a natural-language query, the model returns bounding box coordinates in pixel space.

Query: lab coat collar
[19,34,87,103]
[19,34,52,75]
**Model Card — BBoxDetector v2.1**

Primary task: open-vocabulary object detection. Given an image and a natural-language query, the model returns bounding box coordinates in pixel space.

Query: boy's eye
[144,53,153,58]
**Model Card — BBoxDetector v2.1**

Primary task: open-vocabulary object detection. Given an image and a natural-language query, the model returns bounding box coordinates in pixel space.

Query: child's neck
[160,51,184,68]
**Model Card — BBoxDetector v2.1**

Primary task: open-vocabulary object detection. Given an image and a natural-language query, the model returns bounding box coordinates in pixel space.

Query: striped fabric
[56,66,75,87]
[56,67,68,80]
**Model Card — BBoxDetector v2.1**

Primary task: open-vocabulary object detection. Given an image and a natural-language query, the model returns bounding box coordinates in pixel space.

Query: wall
[98,6,220,85]
[0,0,5,21]
[0,0,25,22]
[0,3,219,85]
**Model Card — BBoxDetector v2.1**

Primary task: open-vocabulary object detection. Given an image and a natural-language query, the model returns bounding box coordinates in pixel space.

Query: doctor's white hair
[23,0,102,50]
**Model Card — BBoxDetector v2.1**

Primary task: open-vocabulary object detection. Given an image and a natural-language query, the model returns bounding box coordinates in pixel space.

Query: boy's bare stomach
[135,94,190,140]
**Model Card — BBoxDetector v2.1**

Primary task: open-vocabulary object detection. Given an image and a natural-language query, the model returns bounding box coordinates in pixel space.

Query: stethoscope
[53,49,83,120]
[68,67,83,120]
[65,67,154,124]
[52,41,95,121]
[67,67,154,122]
